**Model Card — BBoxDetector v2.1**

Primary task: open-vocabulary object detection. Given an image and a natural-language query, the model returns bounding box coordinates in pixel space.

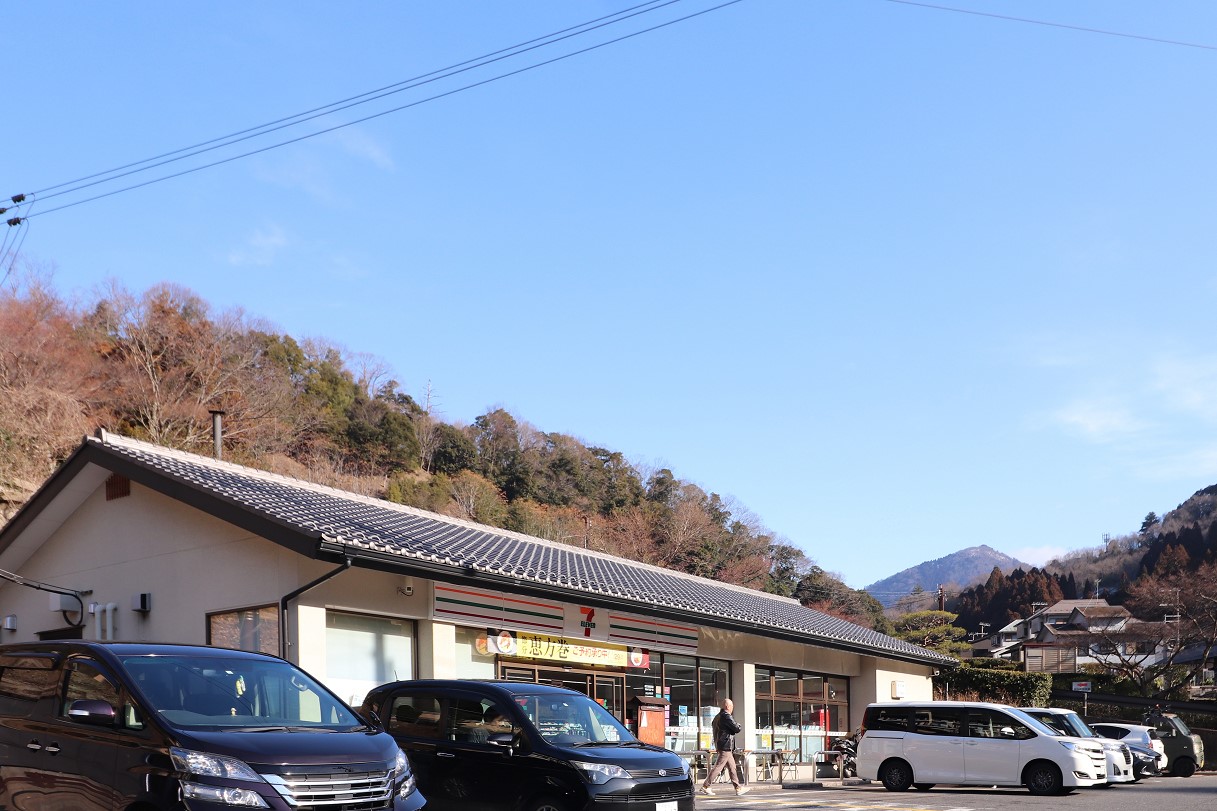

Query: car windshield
[1032,711,1095,738]
[1003,706,1066,738]
[118,653,364,731]
[512,692,635,745]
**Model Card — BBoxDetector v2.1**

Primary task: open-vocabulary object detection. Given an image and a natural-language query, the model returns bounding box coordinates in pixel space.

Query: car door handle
[26,740,42,751]
[437,752,456,758]
[44,744,61,754]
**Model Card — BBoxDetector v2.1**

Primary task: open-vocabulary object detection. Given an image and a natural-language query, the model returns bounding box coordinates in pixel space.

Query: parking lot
[693,775,1217,811]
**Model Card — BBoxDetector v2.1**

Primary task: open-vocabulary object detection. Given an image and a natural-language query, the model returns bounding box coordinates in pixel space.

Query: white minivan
[857,701,1107,795]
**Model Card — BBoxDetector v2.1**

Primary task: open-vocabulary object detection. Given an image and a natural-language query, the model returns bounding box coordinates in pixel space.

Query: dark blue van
[363,679,693,811]
[0,641,425,811]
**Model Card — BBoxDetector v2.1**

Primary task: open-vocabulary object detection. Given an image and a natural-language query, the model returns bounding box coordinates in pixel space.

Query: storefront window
[454,626,496,679]
[774,669,799,695]
[754,665,848,762]
[664,655,699,749]
[698,659,728,714]
[207,605,278,655]
[324,611,414,708]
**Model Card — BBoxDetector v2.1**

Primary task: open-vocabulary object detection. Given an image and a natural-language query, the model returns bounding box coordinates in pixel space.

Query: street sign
[1072,681,1092,692]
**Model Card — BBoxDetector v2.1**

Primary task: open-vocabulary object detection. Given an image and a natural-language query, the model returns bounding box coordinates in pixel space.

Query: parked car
[1142,710,1205,777]
[1124,741,1162,780]
[1019,707,1133,786]
[363,679,694,811]
[0,641,423,811]
[857,700,1107,795]
[1090,722,1167,771]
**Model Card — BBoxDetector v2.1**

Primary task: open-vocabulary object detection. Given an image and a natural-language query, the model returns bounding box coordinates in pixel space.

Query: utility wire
[885,0,1217,51]
[25,0,685,204]
[21,0,746,221]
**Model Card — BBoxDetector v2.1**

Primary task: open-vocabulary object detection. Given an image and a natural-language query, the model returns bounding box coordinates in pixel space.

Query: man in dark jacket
[700,699,747,795]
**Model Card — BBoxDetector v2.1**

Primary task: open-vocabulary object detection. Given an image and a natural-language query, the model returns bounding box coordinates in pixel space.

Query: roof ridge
[90,430,802,606]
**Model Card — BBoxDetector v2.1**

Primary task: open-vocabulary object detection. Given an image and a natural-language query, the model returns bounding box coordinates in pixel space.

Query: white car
[1020,708,1133,785]
[1090,723,1167,770]
[857,701,1106,796]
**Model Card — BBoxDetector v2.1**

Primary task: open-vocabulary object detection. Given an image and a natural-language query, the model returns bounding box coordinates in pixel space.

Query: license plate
[656,802,677,811]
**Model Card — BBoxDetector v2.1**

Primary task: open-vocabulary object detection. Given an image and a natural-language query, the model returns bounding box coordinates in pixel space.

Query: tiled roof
[85,432,954,666]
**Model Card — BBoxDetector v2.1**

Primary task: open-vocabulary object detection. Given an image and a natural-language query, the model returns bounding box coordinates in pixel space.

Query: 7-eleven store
[0,432,951,781]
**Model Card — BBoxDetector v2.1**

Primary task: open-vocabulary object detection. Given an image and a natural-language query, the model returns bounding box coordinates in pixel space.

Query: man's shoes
[698,786,714,795]
[735,786,749,796]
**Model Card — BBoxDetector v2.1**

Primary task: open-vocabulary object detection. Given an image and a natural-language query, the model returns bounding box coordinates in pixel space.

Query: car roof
[0,641,281,662]
[365,679,589,700]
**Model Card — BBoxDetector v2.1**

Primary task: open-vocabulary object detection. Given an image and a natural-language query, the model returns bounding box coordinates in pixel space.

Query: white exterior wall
[0,479,306,645]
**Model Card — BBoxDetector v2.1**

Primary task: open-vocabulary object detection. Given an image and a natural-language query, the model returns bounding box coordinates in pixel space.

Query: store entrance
[500,664,625,720]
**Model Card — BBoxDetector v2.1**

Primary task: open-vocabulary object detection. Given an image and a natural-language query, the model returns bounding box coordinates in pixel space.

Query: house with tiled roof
[0,431,953,776]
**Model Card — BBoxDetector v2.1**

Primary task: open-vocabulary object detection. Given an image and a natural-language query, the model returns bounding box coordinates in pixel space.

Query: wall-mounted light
[3,615,16,632]
[132,593,152,613]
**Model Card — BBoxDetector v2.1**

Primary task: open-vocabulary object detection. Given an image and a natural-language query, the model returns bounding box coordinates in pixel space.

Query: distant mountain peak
[863,545,1032,608]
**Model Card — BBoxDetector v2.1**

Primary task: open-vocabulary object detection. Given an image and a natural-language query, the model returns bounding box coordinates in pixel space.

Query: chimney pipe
[209,410,225,459]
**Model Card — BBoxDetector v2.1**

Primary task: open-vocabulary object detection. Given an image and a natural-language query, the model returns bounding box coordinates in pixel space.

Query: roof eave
[317,540,954,669]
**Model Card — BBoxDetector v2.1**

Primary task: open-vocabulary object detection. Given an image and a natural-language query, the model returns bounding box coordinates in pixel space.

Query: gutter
[278,557,351,660]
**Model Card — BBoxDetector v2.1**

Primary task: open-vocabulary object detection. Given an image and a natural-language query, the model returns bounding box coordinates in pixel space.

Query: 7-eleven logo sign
[566,605,607,641]
[579,606,596,637]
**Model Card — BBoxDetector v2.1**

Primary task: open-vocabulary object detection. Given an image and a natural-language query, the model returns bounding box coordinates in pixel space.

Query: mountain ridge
[863,544,1032,609]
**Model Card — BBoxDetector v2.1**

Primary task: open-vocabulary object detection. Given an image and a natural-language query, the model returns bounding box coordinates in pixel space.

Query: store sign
[480,629,650,669]
[564,604,610,642]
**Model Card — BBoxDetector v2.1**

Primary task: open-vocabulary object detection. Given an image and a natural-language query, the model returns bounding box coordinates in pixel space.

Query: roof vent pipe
[209,410,225,459]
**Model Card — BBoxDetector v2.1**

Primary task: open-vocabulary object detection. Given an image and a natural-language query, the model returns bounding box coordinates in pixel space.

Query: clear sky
[6,1,1217,589]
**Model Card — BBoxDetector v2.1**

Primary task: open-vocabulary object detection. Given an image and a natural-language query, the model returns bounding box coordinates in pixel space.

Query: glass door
[594,674,624,717]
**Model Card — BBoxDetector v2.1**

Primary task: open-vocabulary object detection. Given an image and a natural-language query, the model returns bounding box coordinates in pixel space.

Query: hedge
[934,664,1052,706]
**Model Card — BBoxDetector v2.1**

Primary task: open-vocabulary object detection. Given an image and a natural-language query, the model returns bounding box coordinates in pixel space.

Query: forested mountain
[0,273,886,626]
[864,545,1031,609]
[950,486,1217,634]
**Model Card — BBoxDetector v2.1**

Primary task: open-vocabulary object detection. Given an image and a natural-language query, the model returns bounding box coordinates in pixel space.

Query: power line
[14,0,746,222]
[24,0,686,205]
[884,0,1217,51]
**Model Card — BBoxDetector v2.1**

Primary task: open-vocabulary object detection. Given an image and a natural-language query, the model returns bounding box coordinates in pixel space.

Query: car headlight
[1057,740,1088,754]
[393,748,418,796]
[180,782,269,808]
[170,747,264,782]
[572,760,631,784]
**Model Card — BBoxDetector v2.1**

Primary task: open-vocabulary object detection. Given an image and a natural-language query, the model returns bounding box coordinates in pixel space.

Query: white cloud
[1151,354,1217,420]
[227,225,289,267]
[1011,545,1067,568]
[326,128,395,171]
[1131,444,1217,482]
[1050,399,1146,443]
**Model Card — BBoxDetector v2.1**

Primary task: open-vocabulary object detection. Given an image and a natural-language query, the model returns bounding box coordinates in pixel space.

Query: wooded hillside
[0,271,884,627]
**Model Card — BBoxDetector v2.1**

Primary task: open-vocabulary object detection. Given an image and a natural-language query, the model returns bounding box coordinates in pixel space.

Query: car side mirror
[68,698,117,726]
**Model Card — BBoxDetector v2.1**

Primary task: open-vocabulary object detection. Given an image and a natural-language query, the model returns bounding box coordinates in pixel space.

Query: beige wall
[0,479,306,645]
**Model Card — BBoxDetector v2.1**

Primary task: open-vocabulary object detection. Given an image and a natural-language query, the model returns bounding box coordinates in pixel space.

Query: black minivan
[362,679,694,811]
[0,641,425,811]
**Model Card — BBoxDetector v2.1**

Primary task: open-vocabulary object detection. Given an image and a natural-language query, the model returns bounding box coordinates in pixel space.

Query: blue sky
[6,1,1217,589]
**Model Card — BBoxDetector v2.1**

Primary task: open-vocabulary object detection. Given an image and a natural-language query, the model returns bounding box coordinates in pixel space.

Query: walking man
[700,698,747,796]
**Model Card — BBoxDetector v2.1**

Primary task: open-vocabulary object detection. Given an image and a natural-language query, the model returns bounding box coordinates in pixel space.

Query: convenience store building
[0,432,953,774]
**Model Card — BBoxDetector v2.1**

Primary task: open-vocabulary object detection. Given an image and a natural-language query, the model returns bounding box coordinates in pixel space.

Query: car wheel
[524,797,567,811]
[913,783,934,791]
[1172,758,1196,778]
[1024,762,1063,796]
[880,759,913,792]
